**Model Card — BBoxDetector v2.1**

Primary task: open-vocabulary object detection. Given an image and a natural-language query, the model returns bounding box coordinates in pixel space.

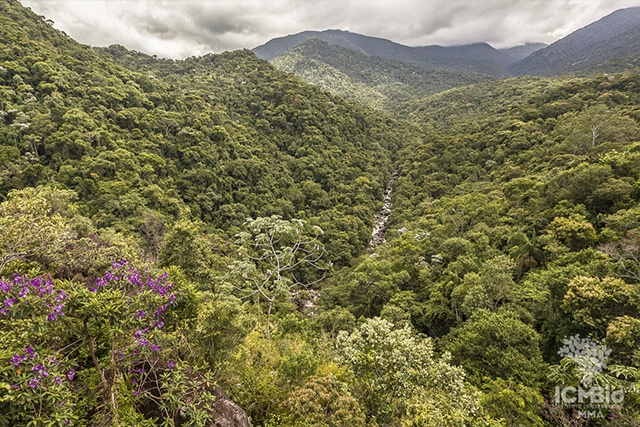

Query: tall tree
[224,216,327,339]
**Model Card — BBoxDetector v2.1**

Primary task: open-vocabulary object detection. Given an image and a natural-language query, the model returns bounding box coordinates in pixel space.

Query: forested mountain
[509,7,640,76]
[270,38,494,112]
[2,0,640,426]
[498,43,548,62]
[254,9,640,113]
[0,0,411,268]
[253,29,522,76]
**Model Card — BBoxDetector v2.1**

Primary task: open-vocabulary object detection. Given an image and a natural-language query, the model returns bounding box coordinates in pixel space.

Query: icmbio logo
[554,334,623,418]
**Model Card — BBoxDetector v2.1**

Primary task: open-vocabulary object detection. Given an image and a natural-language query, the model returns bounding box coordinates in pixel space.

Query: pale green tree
[225,216,327,339]
[335,317,481,426]
[0,187,72,275]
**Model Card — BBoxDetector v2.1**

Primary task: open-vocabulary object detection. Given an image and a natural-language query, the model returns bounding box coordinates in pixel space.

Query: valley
[1,0,640,426]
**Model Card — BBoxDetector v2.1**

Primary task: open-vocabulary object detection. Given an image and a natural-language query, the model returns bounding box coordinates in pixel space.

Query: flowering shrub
[86,260,176,363]
[0,260,214,425]
[0,274,77,425]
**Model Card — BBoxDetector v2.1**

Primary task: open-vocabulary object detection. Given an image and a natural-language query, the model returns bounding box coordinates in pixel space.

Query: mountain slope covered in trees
[270,38,494,112]
[509,7,640,76]
[0,0,413,268]
[253,29,518,76]
[2,0,640,426]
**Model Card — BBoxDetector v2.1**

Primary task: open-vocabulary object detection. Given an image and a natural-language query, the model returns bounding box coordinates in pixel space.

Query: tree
[451,255,516,317]
[282,375,366,427]
[507,231,545,277]
[0,261,215,426]
[443,309,546,388]
[547,214,597,252]
[335,317,480,426]
[0,187,72,276]
[224,216,327,340]
[599,233,640,283]
[562,275,640,338]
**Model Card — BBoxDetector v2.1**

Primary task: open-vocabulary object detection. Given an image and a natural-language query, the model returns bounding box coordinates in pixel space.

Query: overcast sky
[20,0,640,59]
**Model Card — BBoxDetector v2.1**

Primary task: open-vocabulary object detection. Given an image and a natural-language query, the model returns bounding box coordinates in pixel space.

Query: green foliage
[224,216,327,339]
[562,276,640,338]
[280,375,366,427]
[479,378,545,427]
[2,0,640,424]
[0,187,72,275]
[335,317,481,426]
[443,309,546,388]
[271,38,494,114]
[0,0,400,267]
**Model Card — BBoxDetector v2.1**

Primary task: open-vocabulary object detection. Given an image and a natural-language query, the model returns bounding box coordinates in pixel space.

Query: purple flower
[4,297,16,307]
[10,354,26,368]
[0,280,11,293]
[18,285,29,298]
[25,345,36,359]
[153,304,167,317]
[127,272,142,286]
[134,310,146,320]
[150,344,160,351]
[55,290,67,303]
[112,259,127,269]
[153,320,164,329]
[67,369,75,381]
[52,375,63,386]
[167,360,175,369]
[28,378,40,389]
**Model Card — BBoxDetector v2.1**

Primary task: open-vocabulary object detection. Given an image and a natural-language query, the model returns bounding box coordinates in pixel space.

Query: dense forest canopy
[1,0,640,426]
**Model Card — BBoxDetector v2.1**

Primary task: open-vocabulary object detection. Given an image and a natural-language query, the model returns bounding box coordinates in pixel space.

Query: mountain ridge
[255,8,640,80]
[509,7,640,75]
[253,29,534,77]
[270,37,494,112]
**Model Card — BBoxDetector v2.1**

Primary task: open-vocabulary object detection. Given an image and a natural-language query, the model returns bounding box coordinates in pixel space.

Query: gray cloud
[20,0,640,58]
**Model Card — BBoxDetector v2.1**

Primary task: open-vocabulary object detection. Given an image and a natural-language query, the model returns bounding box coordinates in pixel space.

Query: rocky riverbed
[369,171,398,249]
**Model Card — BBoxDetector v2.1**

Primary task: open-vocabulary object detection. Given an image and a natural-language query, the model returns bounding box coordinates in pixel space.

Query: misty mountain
[253,29,533,77]
[498,43,548,62]
[509,7,640,76]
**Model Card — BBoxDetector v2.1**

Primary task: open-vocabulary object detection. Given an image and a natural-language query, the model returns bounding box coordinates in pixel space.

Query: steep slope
[0,0,409,266]
[270,38,494,112]
[253,29,516,76]
[509,7,640,76]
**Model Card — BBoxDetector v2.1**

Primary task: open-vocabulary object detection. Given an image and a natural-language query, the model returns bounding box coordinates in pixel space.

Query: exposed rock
[209,386,252,427]
[369,171,398,249]
[292,288,321,314]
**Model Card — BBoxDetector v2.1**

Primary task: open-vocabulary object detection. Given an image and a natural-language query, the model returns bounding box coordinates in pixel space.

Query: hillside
[270,38,494,112]
[253,29,520,76]
[509,7,640,76]
[0,0,412,269]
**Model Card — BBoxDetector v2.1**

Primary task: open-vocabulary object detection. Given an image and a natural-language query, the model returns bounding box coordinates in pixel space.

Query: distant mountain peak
[253,29,530,77]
